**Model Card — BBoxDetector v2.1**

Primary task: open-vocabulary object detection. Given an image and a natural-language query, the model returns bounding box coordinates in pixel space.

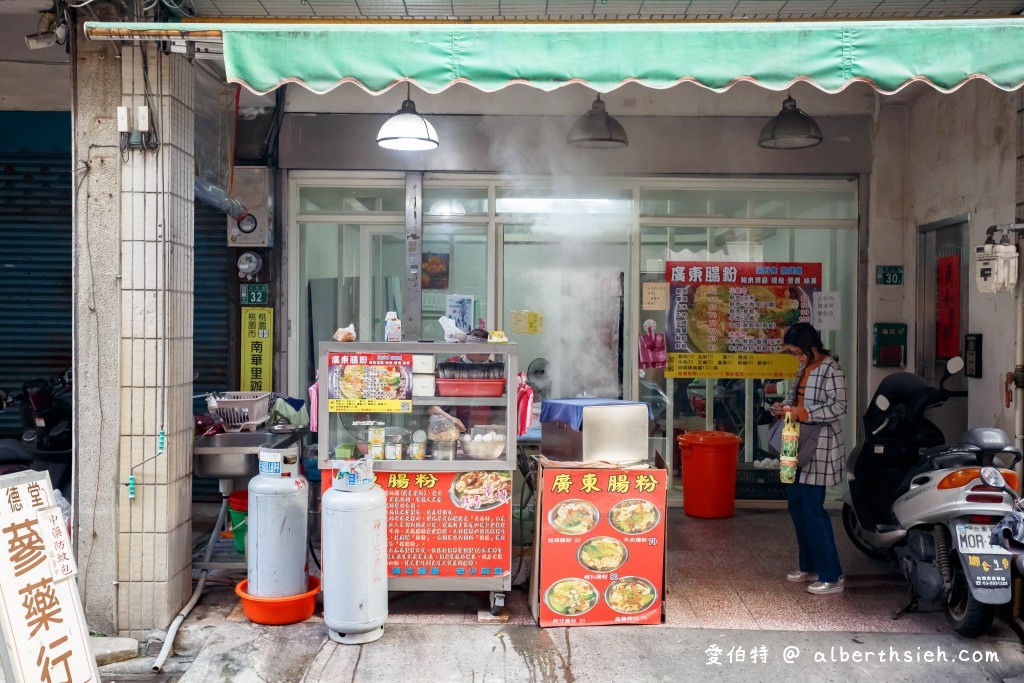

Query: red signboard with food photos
[537,467,666,627]
[378,470,512,580]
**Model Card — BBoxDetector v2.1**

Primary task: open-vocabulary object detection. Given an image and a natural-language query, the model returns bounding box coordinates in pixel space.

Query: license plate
[955,524,1009,555]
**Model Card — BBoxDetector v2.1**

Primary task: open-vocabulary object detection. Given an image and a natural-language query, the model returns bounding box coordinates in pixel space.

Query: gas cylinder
[322,457,387,644]
[247,444,309,597]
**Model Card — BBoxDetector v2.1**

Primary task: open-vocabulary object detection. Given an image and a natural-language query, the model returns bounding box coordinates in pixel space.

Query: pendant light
[758,95,822,150]
[376,83,439,151]
[566,94,629,149]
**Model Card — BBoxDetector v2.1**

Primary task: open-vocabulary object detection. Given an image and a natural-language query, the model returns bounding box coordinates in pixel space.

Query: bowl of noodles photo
[607,499,661,535]
[605,577,658,614]
[544,578,599,616]
[450,470,512,511]
[684,284,805,353]
[577,536,628,573]
[548,499,600,535]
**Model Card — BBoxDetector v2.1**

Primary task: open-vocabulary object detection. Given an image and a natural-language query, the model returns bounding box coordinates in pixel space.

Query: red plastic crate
[435,379,505,397]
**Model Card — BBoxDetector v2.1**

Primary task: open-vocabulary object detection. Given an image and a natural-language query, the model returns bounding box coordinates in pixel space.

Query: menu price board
[327,352,413,413]
[538,467,666,627]
[664,261,821,355]
[379,470,512,579]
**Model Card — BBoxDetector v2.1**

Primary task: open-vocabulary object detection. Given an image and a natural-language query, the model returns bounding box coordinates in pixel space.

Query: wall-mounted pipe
[194,179,249,220]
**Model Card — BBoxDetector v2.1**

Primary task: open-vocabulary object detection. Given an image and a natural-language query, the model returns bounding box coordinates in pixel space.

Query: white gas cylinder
[247,444,309,597]
[322,462,388,644]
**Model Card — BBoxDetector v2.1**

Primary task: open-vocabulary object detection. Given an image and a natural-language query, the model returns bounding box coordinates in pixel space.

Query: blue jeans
[788,481,843,583]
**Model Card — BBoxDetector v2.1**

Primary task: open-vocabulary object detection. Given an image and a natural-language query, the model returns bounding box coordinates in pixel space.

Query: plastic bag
[638,321,667,369]
[779,412,799,484]
[428,413,462,441]
[333,324,356,342]
[438,316,467,343]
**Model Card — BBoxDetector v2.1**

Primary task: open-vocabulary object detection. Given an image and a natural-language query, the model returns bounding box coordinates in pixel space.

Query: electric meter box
[975,242,1018,293]
[228,167,274,248]
[872,323,907,368]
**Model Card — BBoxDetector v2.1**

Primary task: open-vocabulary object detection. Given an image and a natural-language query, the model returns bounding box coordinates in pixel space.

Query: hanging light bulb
[758,95,823,150]
[566,94,628,149]
[376,83,439,151]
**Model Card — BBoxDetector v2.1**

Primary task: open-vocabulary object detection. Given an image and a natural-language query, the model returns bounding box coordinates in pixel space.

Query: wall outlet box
[136,105,150,133]
[116,106,129,133]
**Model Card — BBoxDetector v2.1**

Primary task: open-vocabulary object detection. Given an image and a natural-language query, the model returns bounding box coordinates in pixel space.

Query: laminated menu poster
[326,351,413,413]
[664,261,821,354]
[379,470,512,579]
[538,467,667,627]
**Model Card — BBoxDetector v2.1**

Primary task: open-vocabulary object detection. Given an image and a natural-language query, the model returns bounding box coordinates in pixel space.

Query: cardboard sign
[641,282,669,311]
[379,470,512,579]
[537,467,666,627]
[0,471,99,683]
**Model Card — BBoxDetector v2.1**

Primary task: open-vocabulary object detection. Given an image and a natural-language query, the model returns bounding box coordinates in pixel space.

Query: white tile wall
[116,43,196,634]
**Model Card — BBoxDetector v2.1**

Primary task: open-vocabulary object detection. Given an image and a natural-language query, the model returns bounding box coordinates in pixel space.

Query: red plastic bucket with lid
[677,430,742,519]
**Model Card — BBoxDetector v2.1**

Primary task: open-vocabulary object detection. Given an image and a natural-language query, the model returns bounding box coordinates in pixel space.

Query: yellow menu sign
[241,307,273,391]
[665,352,798,379]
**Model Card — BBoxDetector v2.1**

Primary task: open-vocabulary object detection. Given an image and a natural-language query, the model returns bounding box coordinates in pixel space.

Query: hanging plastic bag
[779,412,800,484]
[638,320,668,369]
[516,372,534,437]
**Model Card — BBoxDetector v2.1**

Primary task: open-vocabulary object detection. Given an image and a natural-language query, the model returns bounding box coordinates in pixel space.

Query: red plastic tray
[435,379,506,397]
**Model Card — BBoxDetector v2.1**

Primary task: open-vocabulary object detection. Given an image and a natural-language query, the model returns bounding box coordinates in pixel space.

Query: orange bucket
[677,431,742,519]
[235,576,320,625]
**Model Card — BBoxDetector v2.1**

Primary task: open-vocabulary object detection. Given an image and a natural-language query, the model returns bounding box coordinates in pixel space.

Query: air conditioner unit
[227,167,273,248]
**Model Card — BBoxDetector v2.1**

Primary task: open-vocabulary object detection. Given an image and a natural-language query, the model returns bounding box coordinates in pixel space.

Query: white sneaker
[786,570,818,583]
[807,576,845,594]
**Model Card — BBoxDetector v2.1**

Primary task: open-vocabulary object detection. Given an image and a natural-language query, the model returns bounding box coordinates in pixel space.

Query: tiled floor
[373,508,949,633]
[201,503,950,633]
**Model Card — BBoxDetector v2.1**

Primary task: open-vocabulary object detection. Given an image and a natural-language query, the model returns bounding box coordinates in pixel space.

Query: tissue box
[412,374,435,397]
[541,401,649,463]
[412,354,435,373]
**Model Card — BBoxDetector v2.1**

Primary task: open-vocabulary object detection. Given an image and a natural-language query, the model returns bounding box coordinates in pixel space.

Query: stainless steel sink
[193,431,288,479]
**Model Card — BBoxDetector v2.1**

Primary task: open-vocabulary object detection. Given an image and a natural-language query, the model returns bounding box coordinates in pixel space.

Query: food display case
[317,341,518,613]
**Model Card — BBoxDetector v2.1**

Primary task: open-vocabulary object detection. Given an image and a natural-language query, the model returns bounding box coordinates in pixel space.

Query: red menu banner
[379,470,512,579]
[538,467,667,627]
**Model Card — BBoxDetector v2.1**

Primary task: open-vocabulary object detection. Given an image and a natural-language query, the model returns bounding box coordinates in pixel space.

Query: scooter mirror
[874,394,890,411]
[946,356,965,376]
[980,466,1006,489]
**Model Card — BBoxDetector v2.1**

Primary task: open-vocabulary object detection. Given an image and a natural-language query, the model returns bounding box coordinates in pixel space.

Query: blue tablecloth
[539,398,652,431]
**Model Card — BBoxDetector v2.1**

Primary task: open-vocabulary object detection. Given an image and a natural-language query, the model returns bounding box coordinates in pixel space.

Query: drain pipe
[152,496,229,673]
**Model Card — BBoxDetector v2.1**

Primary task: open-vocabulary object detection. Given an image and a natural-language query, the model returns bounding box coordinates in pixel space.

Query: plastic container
[435,379,505,397]
[677,431,742,519]
[235,576,320,625]
[228,490,249,553]
[210,392,271,432]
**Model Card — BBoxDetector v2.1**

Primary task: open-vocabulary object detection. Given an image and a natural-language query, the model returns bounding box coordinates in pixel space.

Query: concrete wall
[0,14,70,111]
[904,82,1018,433]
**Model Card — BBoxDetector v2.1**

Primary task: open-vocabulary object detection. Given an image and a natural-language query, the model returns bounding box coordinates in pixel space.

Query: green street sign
[875,265,904,286]
[241,284,269,305]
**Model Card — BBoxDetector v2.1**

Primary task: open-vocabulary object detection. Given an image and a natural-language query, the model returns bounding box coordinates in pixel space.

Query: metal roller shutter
[0,153,72,437]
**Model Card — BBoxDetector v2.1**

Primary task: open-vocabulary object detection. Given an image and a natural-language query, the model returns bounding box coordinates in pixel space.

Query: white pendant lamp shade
[567,94,628,149]
[758,95,822,150]
[376,84,439,151]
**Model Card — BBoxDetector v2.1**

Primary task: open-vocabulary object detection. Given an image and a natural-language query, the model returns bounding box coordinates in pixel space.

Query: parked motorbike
[0,369,73,499]
[843,356,1022,637]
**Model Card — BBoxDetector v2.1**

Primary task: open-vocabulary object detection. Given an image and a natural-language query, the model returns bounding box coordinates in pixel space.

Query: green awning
[84,19,1024,96]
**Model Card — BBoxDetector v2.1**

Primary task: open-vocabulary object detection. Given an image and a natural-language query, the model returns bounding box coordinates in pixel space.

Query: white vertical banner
[813,291,842,331]
[0,471,98,683]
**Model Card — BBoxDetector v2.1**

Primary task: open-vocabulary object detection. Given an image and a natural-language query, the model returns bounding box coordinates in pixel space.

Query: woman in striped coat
[770,322,848,595]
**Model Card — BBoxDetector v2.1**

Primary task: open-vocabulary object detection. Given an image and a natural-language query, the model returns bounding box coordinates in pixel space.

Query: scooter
[0,369,73,499]
[843,356,1022,637]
